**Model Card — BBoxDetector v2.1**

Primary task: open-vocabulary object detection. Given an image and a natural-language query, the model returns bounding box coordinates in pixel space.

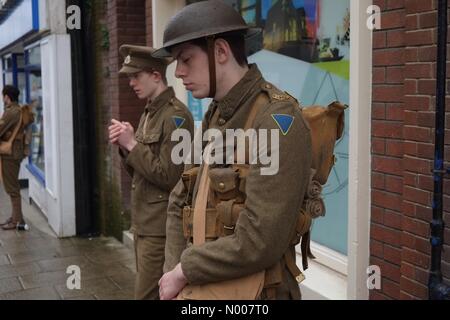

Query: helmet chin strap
[206,36,216,99]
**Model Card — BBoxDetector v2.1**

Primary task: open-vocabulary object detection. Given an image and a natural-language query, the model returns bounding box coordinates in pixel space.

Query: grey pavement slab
[55,277,121,299]
[0,262,42,280]
[0,254,10,266]
[37,256,92,272]
[19,270,70,289]
[0,277,23,295]
[0,186,136,300]
[0,286,61,300]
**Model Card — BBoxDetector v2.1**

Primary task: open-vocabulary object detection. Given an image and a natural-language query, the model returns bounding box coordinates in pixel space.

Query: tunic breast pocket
[138,131,161,154]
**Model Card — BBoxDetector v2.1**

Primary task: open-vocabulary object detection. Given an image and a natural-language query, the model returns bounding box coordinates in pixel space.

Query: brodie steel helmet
[153,0,261,98]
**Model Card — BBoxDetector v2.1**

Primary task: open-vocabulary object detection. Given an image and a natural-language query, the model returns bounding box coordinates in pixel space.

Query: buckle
[296,272,306,283]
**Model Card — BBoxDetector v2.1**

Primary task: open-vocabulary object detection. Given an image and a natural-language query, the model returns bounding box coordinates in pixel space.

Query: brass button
[296,273,306,283]
[218,118,226,126]
[132,184,136,190]
[219,182,226,190]
[272,93,285,100]
[158,195,163,199]
[265,84,272,89]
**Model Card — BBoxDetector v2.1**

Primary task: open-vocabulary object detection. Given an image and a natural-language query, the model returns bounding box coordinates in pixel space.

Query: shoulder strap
[243,92,269,131]
[6,111,23,143]
[192,109,220,246]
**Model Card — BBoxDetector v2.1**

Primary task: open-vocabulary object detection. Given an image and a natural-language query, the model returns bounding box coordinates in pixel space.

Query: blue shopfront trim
[32,0,39,30]
[26,163,45,187]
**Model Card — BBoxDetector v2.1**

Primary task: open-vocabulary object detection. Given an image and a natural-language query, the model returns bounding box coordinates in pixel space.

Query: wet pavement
[0,186,136,300]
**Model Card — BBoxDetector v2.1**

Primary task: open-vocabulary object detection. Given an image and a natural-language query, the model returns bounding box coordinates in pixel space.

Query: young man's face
[2,94,10,106]
[128,71,158,100]
[173,42,210,99]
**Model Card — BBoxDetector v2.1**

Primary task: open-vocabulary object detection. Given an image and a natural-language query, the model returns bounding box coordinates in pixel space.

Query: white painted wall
[37,0,67,33]
[152,0,187,105]
[29,35,75,237]
[38,0,48,30]
[0,0,34,49]
[347,0,372,300]
[0,60,3,114]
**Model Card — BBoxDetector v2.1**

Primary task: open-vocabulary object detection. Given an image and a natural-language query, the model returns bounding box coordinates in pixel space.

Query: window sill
[299,255,348,300]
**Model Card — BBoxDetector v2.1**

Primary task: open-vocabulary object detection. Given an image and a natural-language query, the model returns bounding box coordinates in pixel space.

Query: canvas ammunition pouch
[178,85,347,300]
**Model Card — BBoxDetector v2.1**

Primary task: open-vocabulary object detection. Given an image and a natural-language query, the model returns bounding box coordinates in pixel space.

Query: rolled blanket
[305,198,326,218]
[307,179,322,199]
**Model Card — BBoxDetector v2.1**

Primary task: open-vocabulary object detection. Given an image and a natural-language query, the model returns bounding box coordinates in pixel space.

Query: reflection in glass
[18,73,26,105]
[25,45,45,175]
[29,69,44,173]
[28,46,41,66]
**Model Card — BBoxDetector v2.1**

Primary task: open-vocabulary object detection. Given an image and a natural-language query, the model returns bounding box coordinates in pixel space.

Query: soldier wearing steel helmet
[156,0,312,300]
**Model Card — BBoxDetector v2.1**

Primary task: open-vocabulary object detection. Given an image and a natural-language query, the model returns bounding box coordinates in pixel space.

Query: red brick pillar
[107,0,147,210]
[400,0,438,300]
[371,0,406,300]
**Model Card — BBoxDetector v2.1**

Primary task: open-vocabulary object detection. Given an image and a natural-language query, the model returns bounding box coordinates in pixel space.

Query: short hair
[2,85,20,102]
[190,31,248,67]
[142,68,168,86]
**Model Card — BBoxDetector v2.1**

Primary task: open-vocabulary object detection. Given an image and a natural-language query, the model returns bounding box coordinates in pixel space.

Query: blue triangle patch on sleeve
[172,116,186,129]
[272,114,294,136]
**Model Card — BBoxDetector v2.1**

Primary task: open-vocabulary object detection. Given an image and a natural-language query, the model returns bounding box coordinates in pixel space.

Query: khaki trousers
[134,234,166,300]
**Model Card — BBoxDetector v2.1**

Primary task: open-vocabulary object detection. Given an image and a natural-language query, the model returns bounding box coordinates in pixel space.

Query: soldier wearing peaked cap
[109,45,194,300]
[157,1,312,300]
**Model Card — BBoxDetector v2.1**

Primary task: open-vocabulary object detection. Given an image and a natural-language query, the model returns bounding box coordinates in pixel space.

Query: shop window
[1,53,26,104]
[24,44,45,184]
[186,0,350,257]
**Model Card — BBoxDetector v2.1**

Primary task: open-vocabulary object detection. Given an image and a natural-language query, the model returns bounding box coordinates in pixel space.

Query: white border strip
[347,0,372,300]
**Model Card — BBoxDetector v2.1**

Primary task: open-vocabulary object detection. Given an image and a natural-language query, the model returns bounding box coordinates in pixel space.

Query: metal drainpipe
[429,0,450,300]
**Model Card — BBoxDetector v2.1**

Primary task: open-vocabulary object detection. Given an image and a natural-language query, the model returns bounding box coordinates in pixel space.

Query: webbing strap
[244,93,268,131]
[3,111,23,145]
[206,36,216,98]
[192,162,210,246]
[284,249,305,284]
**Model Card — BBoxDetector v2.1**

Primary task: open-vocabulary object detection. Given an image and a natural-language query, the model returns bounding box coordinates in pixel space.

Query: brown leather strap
[193,163,210,246]
[206,36,216,98]
[300,231,316,270]
[192,108,220,202]
[192,106,220,246]
[284,249,305,284]
[234,93,269,163]
[6,112,23,144]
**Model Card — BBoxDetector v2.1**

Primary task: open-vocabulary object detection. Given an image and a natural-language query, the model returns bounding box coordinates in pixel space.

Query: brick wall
[371,0,450,300]
[146,0,153,46]
[108,0,147,210]
[92,0,147,239]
